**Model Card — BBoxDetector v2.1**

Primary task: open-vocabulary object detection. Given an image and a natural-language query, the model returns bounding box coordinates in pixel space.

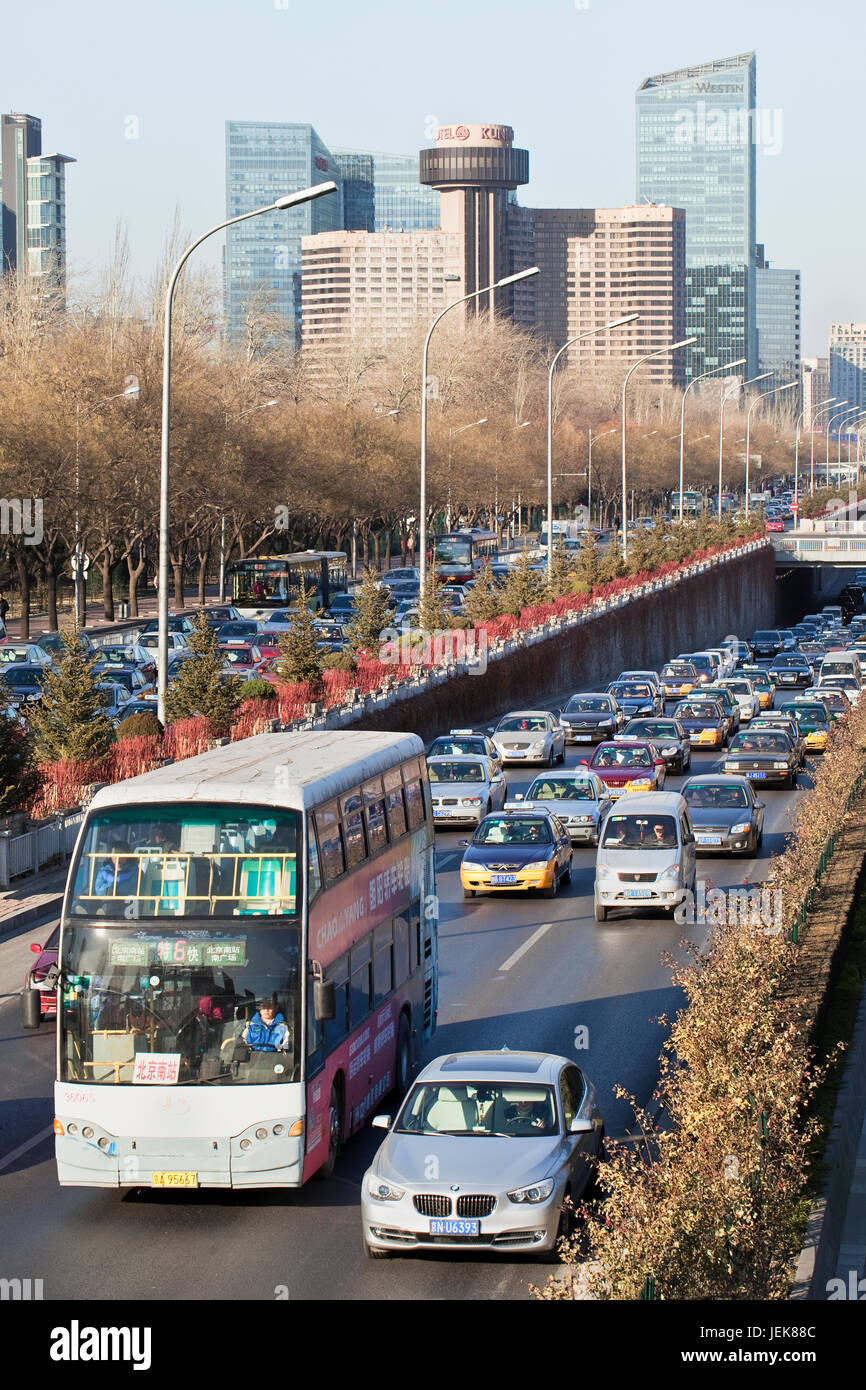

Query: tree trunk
[126,542,145,618]
[101,552,115,622]
[172,560,184,608]
[14,549,31,640]
[45,561,59,632]
[197,545,210,608]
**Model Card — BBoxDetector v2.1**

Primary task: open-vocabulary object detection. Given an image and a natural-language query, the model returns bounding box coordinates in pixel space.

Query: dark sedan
[751,629,783,659]
[619,717,691,774]
[722,729,799,788]
[770,652,812,689]
[0,663,47,709]
[558,693,624,744]
[681,775,764,855]
[605,680,664,719]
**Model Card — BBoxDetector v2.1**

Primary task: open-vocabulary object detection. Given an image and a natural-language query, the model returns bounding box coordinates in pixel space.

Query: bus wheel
[394,1014,412,1100]
[316,1082,343,1180]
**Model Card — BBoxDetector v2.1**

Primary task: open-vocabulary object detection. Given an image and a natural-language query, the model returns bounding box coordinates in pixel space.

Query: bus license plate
[152,1172,198,1188]
[429,1218,480,1236]
[490,874,516,885]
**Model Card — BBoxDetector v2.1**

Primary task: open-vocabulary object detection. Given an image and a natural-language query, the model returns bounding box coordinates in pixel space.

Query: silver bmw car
[361,1050,604,1259]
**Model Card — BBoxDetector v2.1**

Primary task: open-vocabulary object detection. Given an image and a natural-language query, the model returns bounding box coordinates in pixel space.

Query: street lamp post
[221,399,278,602]
[446,418,487,530]
[587,426,617,527]
[621,336,696,559]
[547,314,640,578]
[420,266,540,597]
[718,373,772,518]
[677,357,745,521]
[744,381,797,510]
[74,384,141,626]
[809,397,844,495]
[827,406,860,488]
[157,181,336,724]
[792,401,837,512]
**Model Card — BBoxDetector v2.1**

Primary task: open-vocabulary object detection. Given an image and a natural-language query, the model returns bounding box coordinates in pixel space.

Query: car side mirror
[755,801,765,809]
[371,1114,391,1131]
[569,1117,594,1135]
[458,838,470,848]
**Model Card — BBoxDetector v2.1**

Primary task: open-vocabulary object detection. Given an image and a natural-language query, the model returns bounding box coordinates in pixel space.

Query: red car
[765,518,784,533]
[23,923,59,1020]
[577,739,666,800]
[218,642,268,673]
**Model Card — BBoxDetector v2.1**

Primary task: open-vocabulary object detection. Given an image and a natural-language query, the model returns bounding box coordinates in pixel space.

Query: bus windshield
[69,803,300,920]
[434,539,472,565]
[59,924,301,1086]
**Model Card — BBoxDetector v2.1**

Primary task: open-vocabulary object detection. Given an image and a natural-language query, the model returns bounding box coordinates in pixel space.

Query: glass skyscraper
[225,122,343,344]
[636,53,758,383]
[1,113,74,306]
[333,148,439,232]
[755,252,800,387]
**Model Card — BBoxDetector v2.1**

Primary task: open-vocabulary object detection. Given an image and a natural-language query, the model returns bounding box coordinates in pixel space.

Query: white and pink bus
[54,730,437,1189]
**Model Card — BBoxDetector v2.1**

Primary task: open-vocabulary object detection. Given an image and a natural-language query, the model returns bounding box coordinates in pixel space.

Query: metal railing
[0,811,83,888]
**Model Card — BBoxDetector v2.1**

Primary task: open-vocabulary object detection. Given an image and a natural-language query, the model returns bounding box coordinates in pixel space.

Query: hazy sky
[7,0,862,354]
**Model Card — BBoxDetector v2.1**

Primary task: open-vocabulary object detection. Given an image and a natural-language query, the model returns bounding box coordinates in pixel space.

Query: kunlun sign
[436,123,513,146]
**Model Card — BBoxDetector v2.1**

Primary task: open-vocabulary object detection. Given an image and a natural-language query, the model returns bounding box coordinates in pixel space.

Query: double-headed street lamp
[717,373,772,518]
[220,400,279,602]
[827,405,861,487]
[419,266,540,596]
[744,381,797,510]
[546,313,640,577]
[446,418,487,530]
[157,181,337,724]
[792,398,836,511]
[677,358,745,520]
[621,336,696,559]
[587,426,617,525]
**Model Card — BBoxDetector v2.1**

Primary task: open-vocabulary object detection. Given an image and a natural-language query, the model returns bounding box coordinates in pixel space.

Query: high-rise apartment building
[508,205,686,385]
[636,53,758,382]
[755,248,800,387]
[801,356,830,430]
[1,113,74,303]
[419,123,529,321]
[829,324,866,413]
[224,122,343,343]
[300,229,462,351]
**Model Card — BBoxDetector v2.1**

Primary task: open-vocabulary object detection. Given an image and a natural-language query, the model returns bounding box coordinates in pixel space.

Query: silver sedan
[491,711,566,766]
[519,771,613,845]
[361,1050,604,1259]
[427,756,507,826]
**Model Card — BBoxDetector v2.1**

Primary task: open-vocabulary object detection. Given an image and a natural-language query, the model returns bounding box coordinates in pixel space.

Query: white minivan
[819,652,862,684]
[594,791,697,922]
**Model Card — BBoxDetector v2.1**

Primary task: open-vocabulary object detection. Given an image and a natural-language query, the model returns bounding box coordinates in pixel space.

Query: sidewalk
[0,866,66,938]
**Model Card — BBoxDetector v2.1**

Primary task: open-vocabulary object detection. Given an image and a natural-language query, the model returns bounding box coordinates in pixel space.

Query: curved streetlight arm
[809,398,845,496]
[678,357,745,520]
[157,183,337,721]
[544,313,640,574]
[717,371,772,514]
[420,267,539,594]
[621,336,695,556]
[743,381,796,510]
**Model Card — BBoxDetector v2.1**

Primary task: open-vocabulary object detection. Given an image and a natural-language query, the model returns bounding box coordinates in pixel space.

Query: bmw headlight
[573,815,594,825]
[365,1175,405,1202]
[730,822,751,835]
[461,798,482,806]
[507,1178,556,1204]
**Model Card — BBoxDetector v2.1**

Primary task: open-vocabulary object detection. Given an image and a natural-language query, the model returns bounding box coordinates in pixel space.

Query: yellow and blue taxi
[459,804,573,900]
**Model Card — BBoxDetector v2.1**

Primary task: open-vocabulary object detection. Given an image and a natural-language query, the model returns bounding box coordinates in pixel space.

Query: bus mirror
[313,979,336,1022]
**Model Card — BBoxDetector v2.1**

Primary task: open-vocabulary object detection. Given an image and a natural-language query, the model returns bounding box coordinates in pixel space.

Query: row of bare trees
[0,240,799,637]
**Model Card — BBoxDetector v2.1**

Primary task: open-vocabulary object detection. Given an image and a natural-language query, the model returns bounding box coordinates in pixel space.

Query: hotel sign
[436,123,513,146]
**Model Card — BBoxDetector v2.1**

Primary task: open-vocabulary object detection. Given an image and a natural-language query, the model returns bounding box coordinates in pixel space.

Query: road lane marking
[497,921,553,973]
[0,1124,54,1171]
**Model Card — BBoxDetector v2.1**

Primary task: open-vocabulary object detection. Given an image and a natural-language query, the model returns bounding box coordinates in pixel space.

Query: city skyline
[3,0,862,354]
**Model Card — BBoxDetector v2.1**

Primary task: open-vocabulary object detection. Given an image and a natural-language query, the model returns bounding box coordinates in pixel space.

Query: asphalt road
[0,671,810,1302]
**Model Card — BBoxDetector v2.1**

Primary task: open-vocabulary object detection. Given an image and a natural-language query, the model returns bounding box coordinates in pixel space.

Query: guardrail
[0,811,83,888]
[772,533,866,564]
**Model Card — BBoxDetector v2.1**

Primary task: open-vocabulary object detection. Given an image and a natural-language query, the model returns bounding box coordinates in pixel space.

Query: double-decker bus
[230,551,347,617]
[433,529,499,582]
[54,730,437,1189]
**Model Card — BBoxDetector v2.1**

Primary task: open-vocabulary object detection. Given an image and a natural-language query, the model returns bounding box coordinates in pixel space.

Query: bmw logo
[450,1184,460,1192]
